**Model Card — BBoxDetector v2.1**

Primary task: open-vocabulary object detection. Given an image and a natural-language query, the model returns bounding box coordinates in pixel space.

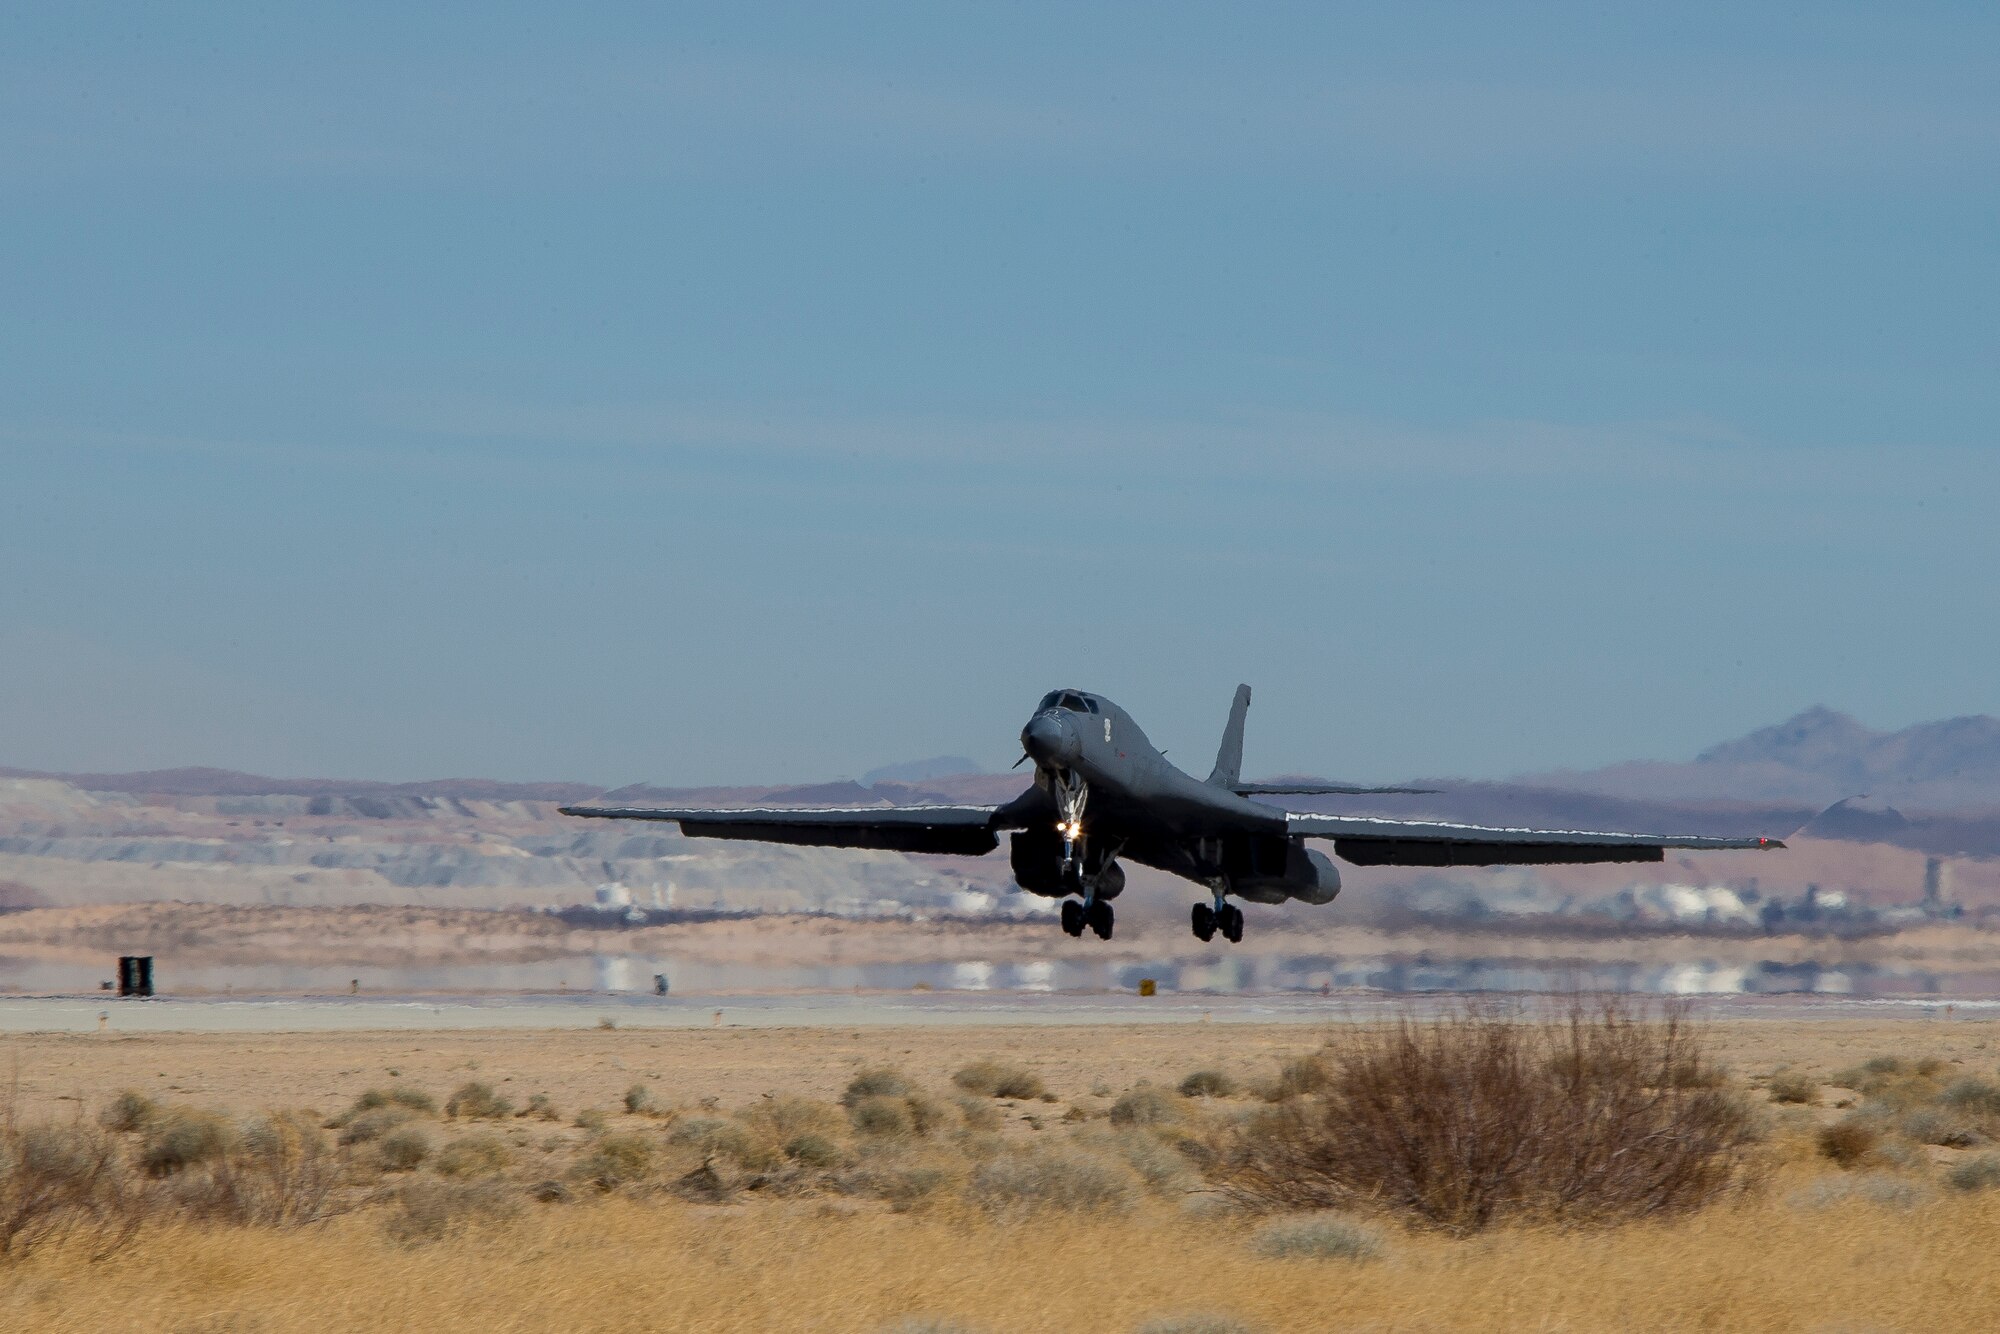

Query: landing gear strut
[1192,895,1243,944]
[1061,896,1114,940]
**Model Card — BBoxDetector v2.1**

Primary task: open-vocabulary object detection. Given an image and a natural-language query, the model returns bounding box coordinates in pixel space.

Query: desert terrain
[1,1012,1999,1332]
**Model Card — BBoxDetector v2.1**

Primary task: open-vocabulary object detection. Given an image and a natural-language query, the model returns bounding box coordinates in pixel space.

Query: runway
[1,987,1992,1033]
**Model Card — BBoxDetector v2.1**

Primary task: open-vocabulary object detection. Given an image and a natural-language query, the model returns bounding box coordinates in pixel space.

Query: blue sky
[2,3,1996,785]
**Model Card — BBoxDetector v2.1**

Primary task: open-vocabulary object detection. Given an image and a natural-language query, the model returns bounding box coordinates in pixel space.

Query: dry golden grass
[9,1013,2000,1330]
[0,1183,1996,1333]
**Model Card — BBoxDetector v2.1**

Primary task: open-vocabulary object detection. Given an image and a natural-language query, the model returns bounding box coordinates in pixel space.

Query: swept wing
[1284,811,1782,867]
[558,803,1006,855]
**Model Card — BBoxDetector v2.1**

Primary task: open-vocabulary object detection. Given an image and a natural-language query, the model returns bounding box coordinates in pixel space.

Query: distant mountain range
[1531,707,2000,810]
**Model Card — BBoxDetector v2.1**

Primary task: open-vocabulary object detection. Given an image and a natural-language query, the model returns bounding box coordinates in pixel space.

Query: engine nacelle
[1229,840,1341,906]
[1010,830,1124,899]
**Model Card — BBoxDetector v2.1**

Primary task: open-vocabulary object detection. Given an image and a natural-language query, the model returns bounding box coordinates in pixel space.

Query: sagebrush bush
[843,1069,915,1107]
[574,1108,609,1132]
[519,1093,560,1122]
[740,1097,844,1144]
[0,1121,134,1259]
[445,1082,513,1120]
[1790,1172,1931,1211]
[573,1133,653,1190]
[1947,1154,2000,1193]
[1941,1077,2000,1118]
[955,1096,1003,1131]
[852,1096,916,1139]
[784,1134,845,1170]
[141,1109,234,1176]
[1250,1213,1385,1262]
[1900,1107,1979,1148]
[1256,1055,1332,1102]
[382,1178,519,1246]
[1767,1070,1819,1105]
[623,1084,659,1116]
[952,1060,1046,1100]
[435,1134,511,1178]
[376,1126,432,1172]
[668,1117,755,1162]
[970,1149,1137,1217]
[99,1090,158,1134]
[1134,1316,1260,1334]
[1817,1117,1882,1168]
[1219,999,1762,1233]
[1110,1088,1182,1127]
[337,1107,413,1146]
[1179,1070,1238,1099]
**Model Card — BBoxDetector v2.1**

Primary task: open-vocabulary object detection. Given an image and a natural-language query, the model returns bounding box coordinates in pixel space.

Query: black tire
[1222,904,1245,944]
[1191,903,1215,942]
[1089,899,1114,941]
[1060,900,1084,937]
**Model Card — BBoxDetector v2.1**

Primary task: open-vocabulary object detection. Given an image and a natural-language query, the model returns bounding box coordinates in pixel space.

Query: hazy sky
[3,3,1996,786]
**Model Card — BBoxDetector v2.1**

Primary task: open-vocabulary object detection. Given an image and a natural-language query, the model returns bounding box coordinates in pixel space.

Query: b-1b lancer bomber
[562,687,1785,943]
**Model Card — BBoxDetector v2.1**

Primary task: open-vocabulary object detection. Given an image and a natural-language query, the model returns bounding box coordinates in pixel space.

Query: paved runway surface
[3,989,1996,1032]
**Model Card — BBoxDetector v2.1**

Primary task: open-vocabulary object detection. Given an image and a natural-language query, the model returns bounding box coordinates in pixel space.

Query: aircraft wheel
[1191,903,1215,942]
[1089,899,1114,941]
[1221,904,1245,944]
[1060,900,1085,937]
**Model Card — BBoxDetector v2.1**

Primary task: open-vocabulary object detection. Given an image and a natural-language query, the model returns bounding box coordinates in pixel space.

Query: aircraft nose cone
[1021,711,1080,767]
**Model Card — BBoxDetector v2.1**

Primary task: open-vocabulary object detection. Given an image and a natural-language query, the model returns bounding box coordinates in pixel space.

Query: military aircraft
[562,686,1784,943]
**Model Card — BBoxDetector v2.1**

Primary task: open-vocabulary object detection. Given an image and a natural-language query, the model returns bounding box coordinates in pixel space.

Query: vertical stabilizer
[1207,684,1252,788]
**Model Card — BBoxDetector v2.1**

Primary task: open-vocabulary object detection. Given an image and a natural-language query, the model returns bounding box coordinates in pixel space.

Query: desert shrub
[0,1121,140,1259]
[668,1117,755,1162]
[1110,1087,1182,1128]
[140,1109,235,1176]
[842,1069,914,1108]
[622,1084,659,1116]
[784,1134,846,1170]
[904,1093,950,1136]
[435,1133,511,1178]
[99,1090,158,1134]
[852,1096,915,1139]
[1250,1213,1385,1262]
[741,1097,845,1144]
[1135,1317,1260,1334]
[1179,1070,1239,1099]
[170,1113,341,1228]
[337,1107,413,1146]
[1078,1128,1196,1198]
[382,1178,519,1246]
[1767,1070,1819,1105]
[342,1086,436,1122]
[670,1160,734,1204]
[952,1095,1003,1132]
[377,1126,432,1172]
[445,1082,513,1120]
[1218,999,1762,1234]
[518,1093,560,1122]
[573,1133,653,1190]
[970,1149,1136,1217]
[1900,1107,1979,1148]
[1790,1173,1931,1211]
[952,1060,1046,1100]
[1817,1117,1882,1168]
[574,1108,609,1132]
[1947,1154,2000,1193]
[1941,1076,2000,1118]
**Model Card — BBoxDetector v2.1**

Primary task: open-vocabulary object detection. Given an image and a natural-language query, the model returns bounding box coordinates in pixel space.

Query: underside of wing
[1236,783,1437,796]
[1283,812,1783,867]
[558,803,1004,855]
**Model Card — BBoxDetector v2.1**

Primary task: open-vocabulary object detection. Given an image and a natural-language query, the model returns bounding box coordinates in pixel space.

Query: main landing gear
[1192,896,1244,944]
[1061,897,1114,940]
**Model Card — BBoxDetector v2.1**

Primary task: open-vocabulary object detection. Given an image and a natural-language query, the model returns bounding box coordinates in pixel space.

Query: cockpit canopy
[1036,689,1098,714]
